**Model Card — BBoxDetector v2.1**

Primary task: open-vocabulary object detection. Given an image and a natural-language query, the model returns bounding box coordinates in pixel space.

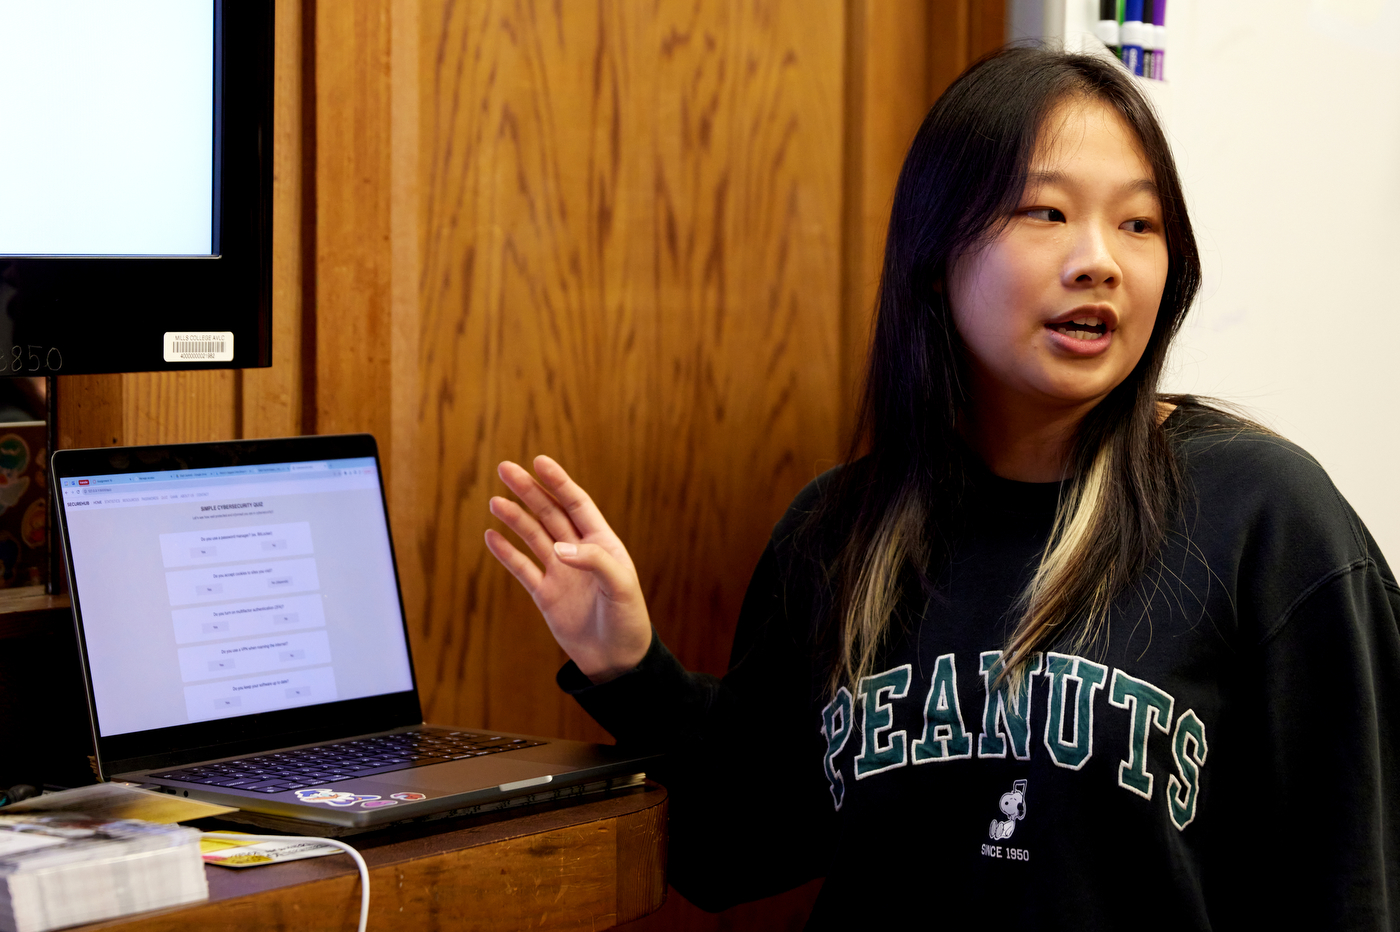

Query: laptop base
[183,772,647,837]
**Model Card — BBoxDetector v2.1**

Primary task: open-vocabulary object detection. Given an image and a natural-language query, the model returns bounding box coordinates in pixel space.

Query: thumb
[553,541,638,602]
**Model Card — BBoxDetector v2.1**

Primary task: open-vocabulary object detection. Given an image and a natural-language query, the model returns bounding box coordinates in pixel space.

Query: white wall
[1051,0,1400,559]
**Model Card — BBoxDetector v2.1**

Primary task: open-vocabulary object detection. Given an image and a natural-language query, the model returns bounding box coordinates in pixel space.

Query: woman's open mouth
[1044,311,1115,356]
[1048,316,1108,341]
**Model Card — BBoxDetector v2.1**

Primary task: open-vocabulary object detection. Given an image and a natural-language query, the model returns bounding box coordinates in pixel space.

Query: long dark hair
[812,47,1202,694]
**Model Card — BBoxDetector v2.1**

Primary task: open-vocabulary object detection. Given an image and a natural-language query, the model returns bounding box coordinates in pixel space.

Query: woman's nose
[1062,222,1121,288]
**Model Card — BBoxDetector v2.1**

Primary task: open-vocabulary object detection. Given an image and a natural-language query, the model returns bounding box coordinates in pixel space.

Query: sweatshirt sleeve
[1173,424,1400,927]
[557,503,838,911]
[1250,556,1400,929]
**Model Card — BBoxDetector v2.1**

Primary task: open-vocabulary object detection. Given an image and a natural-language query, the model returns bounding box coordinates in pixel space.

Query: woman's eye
[1121,219,1153,234]
[1025,208,1065,222]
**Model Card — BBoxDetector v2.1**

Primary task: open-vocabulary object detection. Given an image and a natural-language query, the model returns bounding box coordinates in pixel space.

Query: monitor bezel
[51,434,424,778]
[0,0,273,375]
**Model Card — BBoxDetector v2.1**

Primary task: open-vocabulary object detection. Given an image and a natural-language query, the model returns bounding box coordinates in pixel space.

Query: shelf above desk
[0,585,69,640]
[76,782,668,931]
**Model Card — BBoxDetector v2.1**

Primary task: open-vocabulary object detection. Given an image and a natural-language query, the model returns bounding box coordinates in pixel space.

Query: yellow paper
[200,833,344,868]
[199,832,255,854]
[1,782,236,823]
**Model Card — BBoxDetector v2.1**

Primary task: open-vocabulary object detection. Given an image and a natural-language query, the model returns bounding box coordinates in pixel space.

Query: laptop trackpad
[359,757,572,794]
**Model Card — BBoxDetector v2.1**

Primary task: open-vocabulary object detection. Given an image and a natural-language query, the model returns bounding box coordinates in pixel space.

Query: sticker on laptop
[293,788,382,808]
[390,792,427,801]
[361,799,399,809]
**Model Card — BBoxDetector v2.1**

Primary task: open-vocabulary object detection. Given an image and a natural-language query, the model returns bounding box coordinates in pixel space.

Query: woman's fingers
[487,483,632,599]
[497,461,581,544]
[533,455,615,539]
[487,460,652,684]
[488,495,559,566]
[551,541,636,602]
[483,529,543,594]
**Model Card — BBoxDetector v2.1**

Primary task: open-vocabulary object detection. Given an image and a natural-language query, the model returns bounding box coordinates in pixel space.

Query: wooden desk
[75,783,667,931]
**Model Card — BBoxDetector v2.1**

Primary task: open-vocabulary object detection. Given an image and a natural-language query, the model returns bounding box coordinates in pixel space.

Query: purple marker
[1120,0,1146,76]
[1152,0,1167,80]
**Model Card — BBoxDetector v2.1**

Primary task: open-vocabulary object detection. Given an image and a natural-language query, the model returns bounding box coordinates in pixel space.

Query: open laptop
[51,434,655,829]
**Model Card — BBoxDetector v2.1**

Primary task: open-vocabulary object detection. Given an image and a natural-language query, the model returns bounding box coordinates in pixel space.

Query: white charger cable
[202,832,370,932]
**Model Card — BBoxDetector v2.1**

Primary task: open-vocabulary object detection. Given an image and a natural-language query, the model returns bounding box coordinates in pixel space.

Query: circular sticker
[0,434,30,475]
[293,788,381,807]
[362,799,399,809]
[21,498,45,548]
[390,792,427,801]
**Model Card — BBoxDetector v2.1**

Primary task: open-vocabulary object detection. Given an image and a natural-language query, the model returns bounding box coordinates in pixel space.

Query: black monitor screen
[0,0,272,374]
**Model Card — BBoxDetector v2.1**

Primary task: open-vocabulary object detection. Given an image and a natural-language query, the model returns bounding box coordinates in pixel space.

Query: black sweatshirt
[558,404,1400,929]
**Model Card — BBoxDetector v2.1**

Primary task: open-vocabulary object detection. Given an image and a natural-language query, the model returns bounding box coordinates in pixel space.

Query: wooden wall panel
[313,0,393,448]
[119,371,237,445]
[841,0,936,441]
[56,374,125,450]
[404,0,844,746]
[968,0,1008,67]
[929,0,1008,100]
[57,372,237,448]
[242,0,308,441]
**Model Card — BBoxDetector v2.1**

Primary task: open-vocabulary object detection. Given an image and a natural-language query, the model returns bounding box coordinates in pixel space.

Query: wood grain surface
[402,0,844,745]
[57,371,237,448]
[76,784,667,932]
[314,0,394,449]
[241,0,309,442]
[841,0,937,443]
[56,373,125,449]
[928,0,1007,101]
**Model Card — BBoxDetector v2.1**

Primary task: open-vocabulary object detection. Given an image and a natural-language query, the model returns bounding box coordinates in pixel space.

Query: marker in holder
[1120,0,1146,76]
[1095,0,1120,54]
[1141,0,1156,77]
[1152,0,1167,80]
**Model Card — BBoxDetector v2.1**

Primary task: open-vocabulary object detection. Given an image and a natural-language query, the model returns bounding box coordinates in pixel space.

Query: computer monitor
[0,0,273,374]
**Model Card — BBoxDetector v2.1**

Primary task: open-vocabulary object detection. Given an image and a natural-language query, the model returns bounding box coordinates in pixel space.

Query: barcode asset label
[165,332,234,362]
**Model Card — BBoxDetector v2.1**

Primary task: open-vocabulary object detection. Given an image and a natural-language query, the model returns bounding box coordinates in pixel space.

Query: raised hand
[484,456,653,684]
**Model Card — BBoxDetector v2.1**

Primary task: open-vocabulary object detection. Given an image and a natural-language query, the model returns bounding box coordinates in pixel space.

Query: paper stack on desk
[0,782,235,825]
[0,814,207,932]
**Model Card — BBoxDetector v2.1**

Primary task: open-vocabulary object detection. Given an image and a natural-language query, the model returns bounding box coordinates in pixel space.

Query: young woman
[484,48,1399,928]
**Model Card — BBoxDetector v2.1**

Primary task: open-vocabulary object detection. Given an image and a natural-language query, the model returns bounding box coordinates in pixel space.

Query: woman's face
[947,97,1169,419]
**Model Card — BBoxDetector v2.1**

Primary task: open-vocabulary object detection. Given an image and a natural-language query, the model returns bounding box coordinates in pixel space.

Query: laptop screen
[59,455,415,738]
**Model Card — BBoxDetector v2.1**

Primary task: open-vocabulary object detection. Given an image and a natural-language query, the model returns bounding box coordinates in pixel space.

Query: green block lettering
[820,687,854,809]
[977,650,1043,759]
[854,664,912,779]
[911,653,972,762]
[1168,709,1208,830]
[1042,652,1108,770]
[1108,669,1175,800]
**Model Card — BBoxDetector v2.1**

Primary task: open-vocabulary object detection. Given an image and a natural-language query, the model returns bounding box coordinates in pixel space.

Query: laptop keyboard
[149,728,548,793]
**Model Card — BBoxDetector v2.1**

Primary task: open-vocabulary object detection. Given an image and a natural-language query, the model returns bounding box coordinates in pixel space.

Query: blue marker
[1120,0,1145,76]
[1095,0,1120,54]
